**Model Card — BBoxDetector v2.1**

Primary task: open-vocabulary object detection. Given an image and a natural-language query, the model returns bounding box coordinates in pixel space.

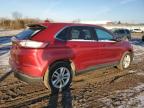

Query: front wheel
[117,52,132,70]
[44,62,72,93]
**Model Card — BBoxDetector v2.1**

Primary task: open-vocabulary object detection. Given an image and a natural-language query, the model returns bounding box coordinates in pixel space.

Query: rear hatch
[10,24,48,67]
[11,24,48,48]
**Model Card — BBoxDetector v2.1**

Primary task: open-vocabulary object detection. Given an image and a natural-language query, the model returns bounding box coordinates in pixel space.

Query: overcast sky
[0,0,144,23]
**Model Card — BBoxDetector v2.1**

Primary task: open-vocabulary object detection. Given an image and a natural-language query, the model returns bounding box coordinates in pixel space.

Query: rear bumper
[14,70,43,85]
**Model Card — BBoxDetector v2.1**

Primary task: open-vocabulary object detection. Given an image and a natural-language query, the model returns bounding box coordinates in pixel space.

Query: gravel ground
[0,32,144,108]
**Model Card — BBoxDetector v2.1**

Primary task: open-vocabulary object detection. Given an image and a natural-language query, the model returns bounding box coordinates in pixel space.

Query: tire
[44,62,72,93]
[117,52,132,70]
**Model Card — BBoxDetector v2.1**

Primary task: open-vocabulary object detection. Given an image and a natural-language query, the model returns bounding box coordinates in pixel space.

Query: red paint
[9,22,133,78]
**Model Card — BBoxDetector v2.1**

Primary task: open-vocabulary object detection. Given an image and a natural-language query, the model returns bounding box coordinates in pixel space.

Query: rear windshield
[16,28,41,40]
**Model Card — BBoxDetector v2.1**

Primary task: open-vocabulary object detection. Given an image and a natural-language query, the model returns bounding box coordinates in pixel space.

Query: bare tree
[12,11,22,20]
[117,21,121,24]
[72,19,81,23]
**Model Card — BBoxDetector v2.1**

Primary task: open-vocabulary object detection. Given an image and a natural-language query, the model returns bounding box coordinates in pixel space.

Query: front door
[94,28,122,64]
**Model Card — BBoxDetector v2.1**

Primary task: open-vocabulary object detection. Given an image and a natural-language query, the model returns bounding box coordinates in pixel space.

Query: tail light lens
[19,40,48,48]
[11,37,48,48]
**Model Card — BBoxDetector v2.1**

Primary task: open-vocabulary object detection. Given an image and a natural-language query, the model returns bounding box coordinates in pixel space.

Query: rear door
[94,28,122,64]
[65,26,101,71]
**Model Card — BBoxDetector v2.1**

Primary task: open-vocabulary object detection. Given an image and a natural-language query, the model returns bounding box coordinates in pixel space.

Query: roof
[39,22,104,28]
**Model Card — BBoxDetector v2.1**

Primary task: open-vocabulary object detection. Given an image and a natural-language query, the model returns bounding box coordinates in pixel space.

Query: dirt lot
[0,32,144,108]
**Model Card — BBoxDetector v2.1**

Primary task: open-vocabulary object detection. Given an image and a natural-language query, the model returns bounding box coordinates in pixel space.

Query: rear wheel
[44,62,72,93]
[117,52,132,70]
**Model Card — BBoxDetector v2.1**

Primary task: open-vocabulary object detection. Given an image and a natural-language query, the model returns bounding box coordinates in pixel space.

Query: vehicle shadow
[46,87,73,108]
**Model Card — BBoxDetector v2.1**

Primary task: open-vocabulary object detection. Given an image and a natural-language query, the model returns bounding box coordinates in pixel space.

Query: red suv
[10,22,133,92]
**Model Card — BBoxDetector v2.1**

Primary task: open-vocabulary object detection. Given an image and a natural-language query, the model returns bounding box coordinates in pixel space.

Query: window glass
[70,27,93,40]
[71,29,80,39]
[82,29,92,40]
[95,29,113,40]
[56,28,69,40]
[16,28,40,40]
[56,26,94,41]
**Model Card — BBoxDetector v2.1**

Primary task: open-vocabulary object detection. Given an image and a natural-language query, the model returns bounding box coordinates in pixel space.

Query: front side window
[95,29,113,40]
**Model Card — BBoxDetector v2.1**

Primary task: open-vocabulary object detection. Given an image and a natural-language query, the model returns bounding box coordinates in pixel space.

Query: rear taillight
[11,37,48,48]
[19,40,48,48]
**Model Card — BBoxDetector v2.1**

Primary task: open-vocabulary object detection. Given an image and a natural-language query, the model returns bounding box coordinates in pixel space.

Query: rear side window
[16,28,40,40]
[56,28,69,40]
[70,27,93,40]
[71,29,80,39]
[56,26,94,41]
[95,29,113,40]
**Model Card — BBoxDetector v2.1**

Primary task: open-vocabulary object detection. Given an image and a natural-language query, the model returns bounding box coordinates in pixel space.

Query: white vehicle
[132,29,143,33]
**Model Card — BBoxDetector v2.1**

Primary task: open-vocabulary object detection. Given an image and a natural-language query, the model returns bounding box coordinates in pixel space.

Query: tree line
[0,12,41,29]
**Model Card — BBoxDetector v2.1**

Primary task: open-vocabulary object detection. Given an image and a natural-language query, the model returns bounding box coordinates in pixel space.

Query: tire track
[0,87,49,108]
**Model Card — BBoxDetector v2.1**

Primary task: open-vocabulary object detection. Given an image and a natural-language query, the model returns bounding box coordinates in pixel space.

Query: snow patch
[132,44,144,63]
[137,72,144,76]
[100,84,144,108]
[136,92,144,108]
[0,52,10,66]
[0,29,22,36]
[128,70,136,74]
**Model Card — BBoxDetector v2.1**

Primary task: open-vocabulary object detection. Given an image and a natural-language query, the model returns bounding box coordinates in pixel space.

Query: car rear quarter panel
[10,47,48,77]
[31,24,68,42]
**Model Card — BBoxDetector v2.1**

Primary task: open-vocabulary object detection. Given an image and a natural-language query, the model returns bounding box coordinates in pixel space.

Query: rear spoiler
[26,24,47,29]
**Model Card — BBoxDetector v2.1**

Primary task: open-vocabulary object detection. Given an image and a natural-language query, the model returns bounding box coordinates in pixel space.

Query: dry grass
[0,18,41,30]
